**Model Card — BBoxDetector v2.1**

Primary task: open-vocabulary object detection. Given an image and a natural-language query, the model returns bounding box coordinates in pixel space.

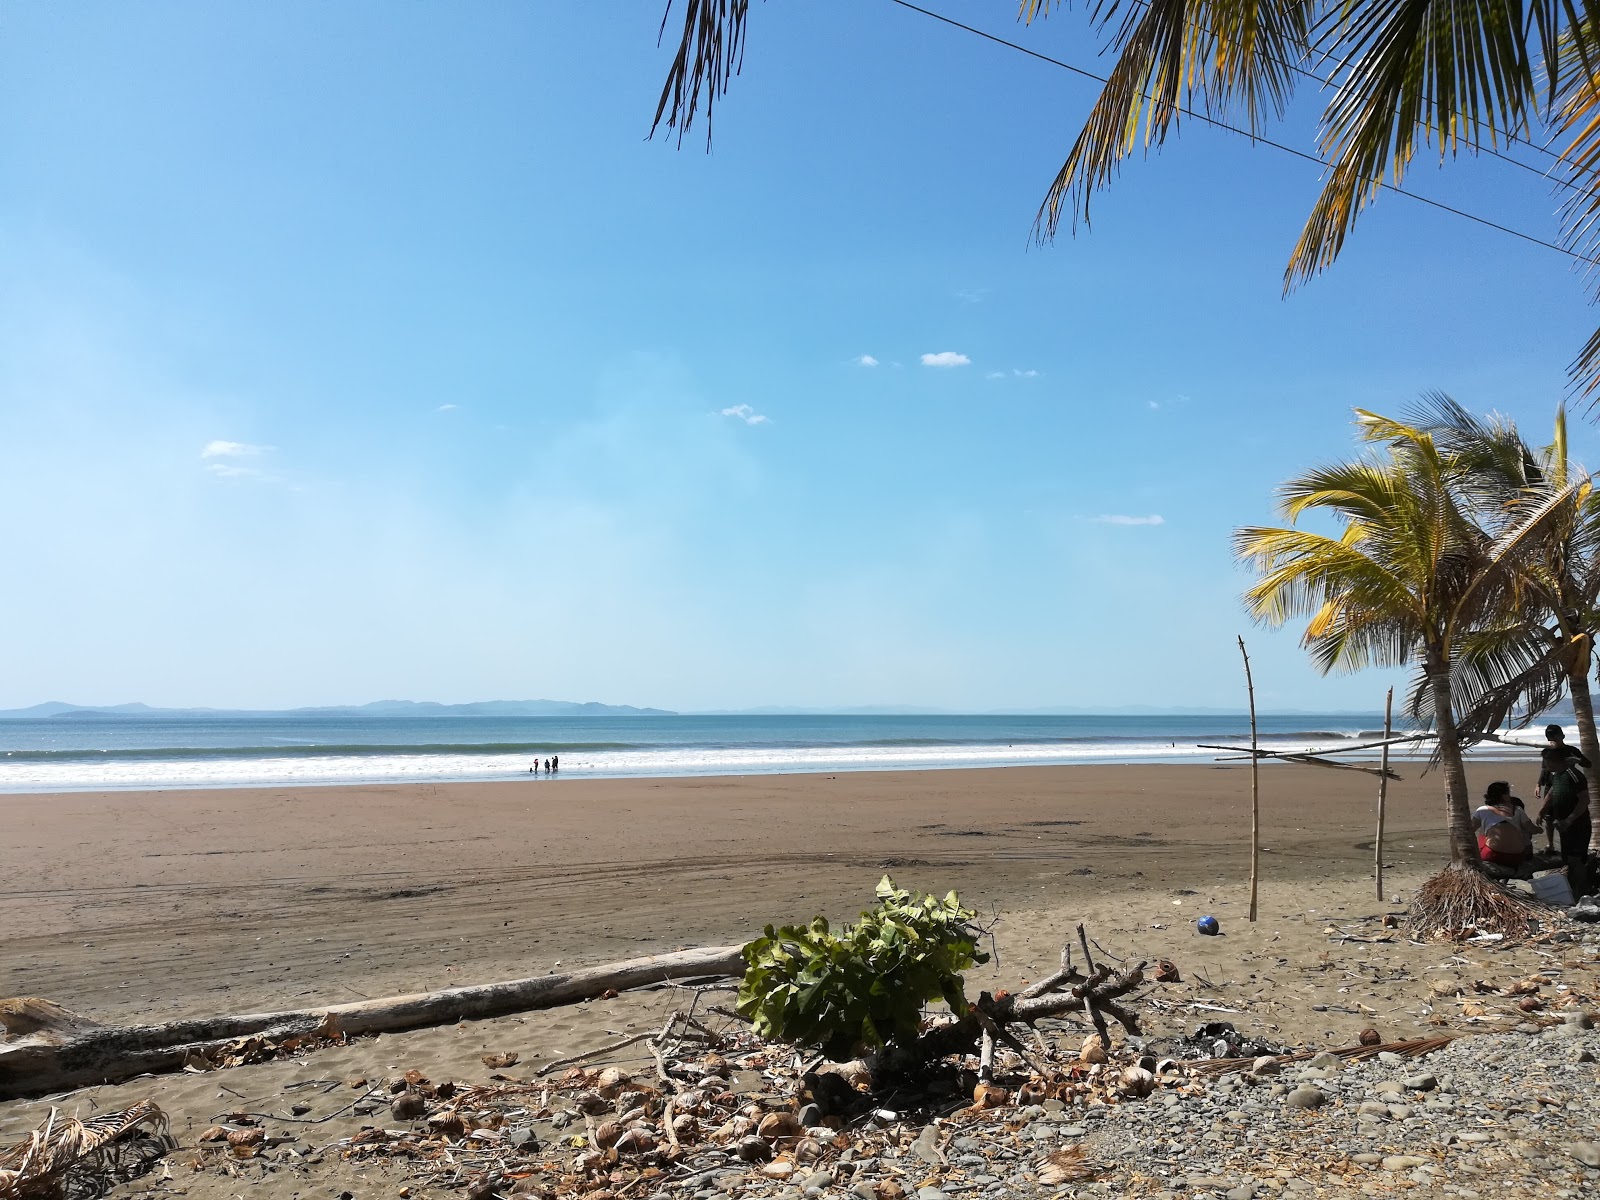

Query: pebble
[1382,1156,1429,1171]
[916,1188,948,1200]
[1285,1085,1325,1110]
[1306,1052,1341,1070]
[1402,1073,1437,1091]
[1570,1142,1600,1167]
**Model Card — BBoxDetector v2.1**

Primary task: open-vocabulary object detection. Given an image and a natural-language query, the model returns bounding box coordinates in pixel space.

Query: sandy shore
[2,763,1458,1027]
[8,763,1597,1198]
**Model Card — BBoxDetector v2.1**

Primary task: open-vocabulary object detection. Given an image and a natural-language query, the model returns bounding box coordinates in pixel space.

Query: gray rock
[1569,1142,1600,1168]
[505,1126,538,1150]
[1307,1052,1342,1071]
[911,1126,941,1165]
[1249,1056,1281,1076]
[1377,1052,1406,1067]
[1351,1153,1383,1164]
[795,1103,820,1127]
[1382,1156,1428,1171]
[1285,1085,1325,1110]
[1402,1073,1437,1091]
[1226,1188,1254,1200]
[851,1186,876,1200]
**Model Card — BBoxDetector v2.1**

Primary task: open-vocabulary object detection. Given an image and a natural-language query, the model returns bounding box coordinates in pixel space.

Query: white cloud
[720,404,770,425]
[1149,400,1160,410]
[205,462,264,479]
[201,439,269,459]
[1091,514,1166,527]
[986,371,1006,380]
[854,355,879,368]
[920,352,971,368]
[1013,369,1039,378]
[437,403,458,411]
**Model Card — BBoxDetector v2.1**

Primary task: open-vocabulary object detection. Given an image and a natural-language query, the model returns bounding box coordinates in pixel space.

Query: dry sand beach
[3,763,1598,1199]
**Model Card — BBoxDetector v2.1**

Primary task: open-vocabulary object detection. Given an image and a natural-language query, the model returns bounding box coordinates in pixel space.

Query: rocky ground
[55,928,1594,1200]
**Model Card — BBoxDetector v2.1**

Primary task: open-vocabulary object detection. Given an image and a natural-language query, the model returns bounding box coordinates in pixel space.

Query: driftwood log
[0,945,746,1100]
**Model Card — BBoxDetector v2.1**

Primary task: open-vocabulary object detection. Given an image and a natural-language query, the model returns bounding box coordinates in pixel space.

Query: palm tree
[1233,412,1513,864]
[650,2,1600,391]
[1415,396,1600,829]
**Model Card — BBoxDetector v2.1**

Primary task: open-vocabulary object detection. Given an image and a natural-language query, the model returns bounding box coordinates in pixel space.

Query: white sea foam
[0,734,1425,792]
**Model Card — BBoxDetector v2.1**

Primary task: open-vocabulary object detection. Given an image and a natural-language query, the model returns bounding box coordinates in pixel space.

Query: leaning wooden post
[1375,686,1393,902]
[1238,635,1260,922]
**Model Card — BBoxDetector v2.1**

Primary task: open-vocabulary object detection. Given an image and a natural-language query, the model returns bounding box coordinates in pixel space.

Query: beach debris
[0,1100,173,1200]
[483,1051,520,1069]
[1408,862,1549,942]
[1196,915,1221,936]
[0,945,750,1100]
[1153,958,1182,983]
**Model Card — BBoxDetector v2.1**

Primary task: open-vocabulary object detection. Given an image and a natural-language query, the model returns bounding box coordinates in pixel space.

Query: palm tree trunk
[1567,641,1600,829]
[1429,662,1480,865]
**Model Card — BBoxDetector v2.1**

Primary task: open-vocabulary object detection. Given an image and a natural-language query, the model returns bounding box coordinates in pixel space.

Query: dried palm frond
[1408,863,1548,942]
[0,1100,171,1200]
[1037,1143,1105,1186]
[1191,1034,1461,1077]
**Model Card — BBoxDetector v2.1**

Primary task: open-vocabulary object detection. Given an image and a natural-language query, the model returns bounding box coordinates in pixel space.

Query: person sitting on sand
[1474,783,1531,872]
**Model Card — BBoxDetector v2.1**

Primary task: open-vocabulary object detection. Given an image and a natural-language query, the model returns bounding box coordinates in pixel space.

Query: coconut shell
[614,1127,655,1155]
[592,1121,623,1150]
[1079,1034,1109,1064]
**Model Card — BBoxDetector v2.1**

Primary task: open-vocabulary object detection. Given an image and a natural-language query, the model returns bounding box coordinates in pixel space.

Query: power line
[884,0,1598,268]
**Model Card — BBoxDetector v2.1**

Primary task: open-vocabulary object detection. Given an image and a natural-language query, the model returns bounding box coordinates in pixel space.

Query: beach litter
[0,1100,173,1200]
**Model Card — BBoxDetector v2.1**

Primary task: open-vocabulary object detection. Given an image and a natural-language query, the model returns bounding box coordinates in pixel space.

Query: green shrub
[735,875,989,1060]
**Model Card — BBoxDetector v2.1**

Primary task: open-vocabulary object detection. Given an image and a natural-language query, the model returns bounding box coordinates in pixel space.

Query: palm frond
[650,0,753,149]
[1285,0,1546,288]
[1032,0,1314,240]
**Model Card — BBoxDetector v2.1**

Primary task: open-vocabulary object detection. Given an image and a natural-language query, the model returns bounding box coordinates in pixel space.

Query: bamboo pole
[1376,687,1392,903]
[1238,636,1259,923]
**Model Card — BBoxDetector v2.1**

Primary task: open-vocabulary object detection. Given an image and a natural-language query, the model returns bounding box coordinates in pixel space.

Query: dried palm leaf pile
[0,1100,173,1200]
[1407,863,1551,942]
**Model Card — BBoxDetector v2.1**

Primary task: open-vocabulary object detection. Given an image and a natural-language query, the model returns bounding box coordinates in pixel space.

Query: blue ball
[1196,915,1221,936]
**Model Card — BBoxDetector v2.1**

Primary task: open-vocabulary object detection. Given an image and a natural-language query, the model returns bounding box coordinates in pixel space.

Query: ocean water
[0,712,1430,792]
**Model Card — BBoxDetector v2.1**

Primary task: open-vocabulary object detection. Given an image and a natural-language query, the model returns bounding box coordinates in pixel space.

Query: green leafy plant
[735,876,989,1061]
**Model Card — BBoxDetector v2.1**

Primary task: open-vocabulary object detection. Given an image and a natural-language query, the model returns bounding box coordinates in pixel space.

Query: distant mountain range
[0,699,676,720]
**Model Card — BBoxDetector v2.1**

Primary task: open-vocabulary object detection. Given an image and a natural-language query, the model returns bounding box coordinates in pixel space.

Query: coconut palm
[1233,412,1517,864]
[1414,396,1600,828]
[651,2,1600,391]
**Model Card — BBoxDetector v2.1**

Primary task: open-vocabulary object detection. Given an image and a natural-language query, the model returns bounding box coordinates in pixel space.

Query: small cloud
[437,403,458,411]
[854,355,879,367]
[1013,369,1039,378]
[201,439,269,459]
[1148,400,1160,410]
[205,462,265,479]
[1091,514,1166,527]
[720,404,770,425]
[985,371,1006,380]
[920,351,971,368]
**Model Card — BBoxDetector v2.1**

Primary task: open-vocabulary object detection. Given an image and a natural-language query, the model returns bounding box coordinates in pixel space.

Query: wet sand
[1,763,1458,1027]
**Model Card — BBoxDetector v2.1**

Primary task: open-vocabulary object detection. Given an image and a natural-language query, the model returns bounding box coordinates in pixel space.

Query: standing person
[1537,724,1592,894]
[552,754,559,773]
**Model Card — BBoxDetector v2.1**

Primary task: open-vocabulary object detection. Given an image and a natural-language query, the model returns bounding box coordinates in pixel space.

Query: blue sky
[1,1,1596,713]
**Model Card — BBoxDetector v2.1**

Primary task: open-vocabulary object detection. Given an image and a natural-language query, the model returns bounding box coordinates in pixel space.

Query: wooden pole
[1376,686,1393,903]
[1239,636,1260,922]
